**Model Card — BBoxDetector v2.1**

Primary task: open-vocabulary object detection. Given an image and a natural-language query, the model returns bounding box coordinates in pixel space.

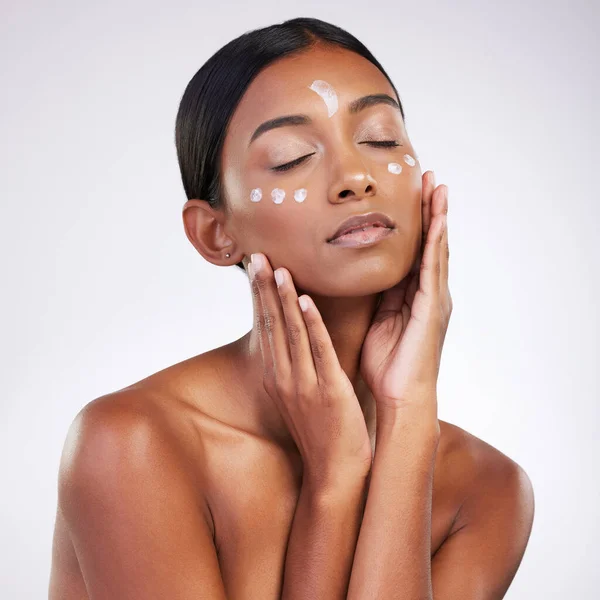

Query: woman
[49,17,535,599]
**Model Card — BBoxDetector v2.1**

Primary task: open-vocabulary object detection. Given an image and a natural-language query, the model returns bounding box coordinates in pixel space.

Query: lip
[327,211,396,242]
[327,225,395,248]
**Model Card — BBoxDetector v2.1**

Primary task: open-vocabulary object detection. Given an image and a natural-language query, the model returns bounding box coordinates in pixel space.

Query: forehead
[226,46,398,145]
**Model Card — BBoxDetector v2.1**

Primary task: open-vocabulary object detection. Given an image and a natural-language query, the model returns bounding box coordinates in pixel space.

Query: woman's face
[220,45,422,297]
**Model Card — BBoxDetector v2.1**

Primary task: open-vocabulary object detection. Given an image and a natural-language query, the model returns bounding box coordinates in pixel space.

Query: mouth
[327,211,396,243]
[327,224,395,248]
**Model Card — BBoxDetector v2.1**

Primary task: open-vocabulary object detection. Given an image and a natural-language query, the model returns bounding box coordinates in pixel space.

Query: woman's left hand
[359,171,452,422]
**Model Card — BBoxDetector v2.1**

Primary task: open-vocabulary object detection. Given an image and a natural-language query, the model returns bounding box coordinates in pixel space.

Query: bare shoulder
[57,386,214,534]
[439,419,532,479]
[60,387,189,460]
[57,338,253,517]
[53,384,231,598]
[428,422,535,596]
[438,420,535,534]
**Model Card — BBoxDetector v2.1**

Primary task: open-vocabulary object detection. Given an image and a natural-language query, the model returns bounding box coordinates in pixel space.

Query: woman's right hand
[248,252,373,489]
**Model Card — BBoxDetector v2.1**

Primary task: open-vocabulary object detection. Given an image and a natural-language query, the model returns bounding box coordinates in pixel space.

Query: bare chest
[201,427,461,600]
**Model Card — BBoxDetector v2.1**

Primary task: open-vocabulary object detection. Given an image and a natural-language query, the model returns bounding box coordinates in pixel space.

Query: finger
[412,170,436,275]
[274,267,318,388]
[430,183,448,289]
[419,204,445,301]
[251,253,292,380]
[297,294,343,386]
[439,187,449,292]
[248,262,275,379]
[422,171,436,243]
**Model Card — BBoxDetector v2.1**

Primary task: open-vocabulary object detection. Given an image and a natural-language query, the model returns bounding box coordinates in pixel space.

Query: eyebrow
[247,93,401,147]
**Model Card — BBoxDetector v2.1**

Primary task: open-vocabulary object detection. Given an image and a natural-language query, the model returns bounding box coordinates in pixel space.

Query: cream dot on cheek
[388,162,402,175]
[250,188,262,202]
[294,188,307,203]
[271,188,285,204]
[403,154,416,167]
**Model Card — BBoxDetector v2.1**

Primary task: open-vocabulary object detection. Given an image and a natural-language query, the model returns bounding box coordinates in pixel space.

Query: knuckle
[255,313,265,335]
[274,375,292,398]
[286,322,303,347]
[264,310,277,332]
[295,382,315,402]
[254,271,268,289]
[311,338,329,363]
[251,283,261,302]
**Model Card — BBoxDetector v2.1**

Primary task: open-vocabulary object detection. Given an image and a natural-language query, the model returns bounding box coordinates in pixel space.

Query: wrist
[302,462,371,500]
[376,403,440,447]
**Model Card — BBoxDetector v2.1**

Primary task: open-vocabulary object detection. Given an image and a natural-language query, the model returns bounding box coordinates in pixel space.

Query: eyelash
[271,140,402,173]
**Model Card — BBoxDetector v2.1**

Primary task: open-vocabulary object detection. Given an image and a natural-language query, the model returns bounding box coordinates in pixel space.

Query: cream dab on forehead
[308,80,338,117]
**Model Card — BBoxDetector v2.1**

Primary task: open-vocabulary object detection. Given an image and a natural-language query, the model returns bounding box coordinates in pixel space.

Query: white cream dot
[388,162,402,174]
[403,154,416,167]
[272,188,285,204]
[294,188,307,203]
[250,188,262,202]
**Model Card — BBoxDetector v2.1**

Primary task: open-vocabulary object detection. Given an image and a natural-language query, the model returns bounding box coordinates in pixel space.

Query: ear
[181,199,241,267]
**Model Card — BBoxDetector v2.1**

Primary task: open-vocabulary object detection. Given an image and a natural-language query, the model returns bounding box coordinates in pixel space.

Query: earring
[225,253,231,258]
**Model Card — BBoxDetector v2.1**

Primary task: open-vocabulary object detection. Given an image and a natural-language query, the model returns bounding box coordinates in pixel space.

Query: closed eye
[271,153,316,173]
[271,141,402,173]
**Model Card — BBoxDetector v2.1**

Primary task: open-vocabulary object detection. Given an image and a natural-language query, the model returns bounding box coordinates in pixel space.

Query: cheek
[239,183,320,251]
[385,152,422,209]
[383,151,422,235]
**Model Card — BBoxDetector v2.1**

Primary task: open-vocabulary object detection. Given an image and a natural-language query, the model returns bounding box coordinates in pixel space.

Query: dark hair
[175,17,405,272]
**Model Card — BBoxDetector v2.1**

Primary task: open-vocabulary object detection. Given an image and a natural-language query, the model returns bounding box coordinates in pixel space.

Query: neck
[238,291,382,450]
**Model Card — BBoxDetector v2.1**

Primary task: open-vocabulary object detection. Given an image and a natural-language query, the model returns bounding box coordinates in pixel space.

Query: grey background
[1,0,598,597]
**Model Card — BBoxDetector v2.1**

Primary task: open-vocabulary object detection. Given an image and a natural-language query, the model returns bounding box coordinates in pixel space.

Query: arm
[347,406,535,600]
[57,397,228,599]
[281,470,370,599]
[346,406,440,600]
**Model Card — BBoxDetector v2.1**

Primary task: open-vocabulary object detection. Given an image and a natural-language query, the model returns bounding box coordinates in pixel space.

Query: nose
[327,148,378,205]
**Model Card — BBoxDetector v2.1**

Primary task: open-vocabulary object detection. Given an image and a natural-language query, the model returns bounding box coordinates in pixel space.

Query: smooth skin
[49,44,535,599]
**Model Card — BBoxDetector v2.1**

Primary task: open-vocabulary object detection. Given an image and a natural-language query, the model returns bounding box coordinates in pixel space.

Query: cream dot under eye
[403,154,416,167]
[388,163,402,174]
[250,188,262,202]
[294,188,307,203]
[272,188,285,204]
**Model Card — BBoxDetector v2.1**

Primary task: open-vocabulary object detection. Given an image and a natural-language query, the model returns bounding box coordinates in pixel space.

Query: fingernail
[251,253,263,271]
[274,269,284,287]
[247,263,255,281]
